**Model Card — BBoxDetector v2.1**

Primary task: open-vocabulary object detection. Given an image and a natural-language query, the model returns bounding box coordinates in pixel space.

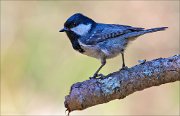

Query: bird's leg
[120,53,128,70]
[121,53,125,68]
[90,58,106,79]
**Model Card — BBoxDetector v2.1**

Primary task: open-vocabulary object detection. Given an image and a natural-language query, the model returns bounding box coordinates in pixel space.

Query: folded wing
[80,24,144,45]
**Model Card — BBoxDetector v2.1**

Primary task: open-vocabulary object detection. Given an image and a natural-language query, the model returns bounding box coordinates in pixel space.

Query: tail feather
[123,27,168,39]
[144,27,168,33]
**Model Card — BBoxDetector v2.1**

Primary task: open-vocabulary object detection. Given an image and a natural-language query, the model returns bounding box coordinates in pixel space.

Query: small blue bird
[59,13,168,79]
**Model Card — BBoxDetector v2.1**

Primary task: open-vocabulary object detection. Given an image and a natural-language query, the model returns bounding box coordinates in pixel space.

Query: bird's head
[59,13,96,36]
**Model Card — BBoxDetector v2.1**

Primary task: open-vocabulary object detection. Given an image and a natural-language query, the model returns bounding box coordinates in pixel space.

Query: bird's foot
[138,59,146,64]
[89,73,104,79]
[120,66,128,71]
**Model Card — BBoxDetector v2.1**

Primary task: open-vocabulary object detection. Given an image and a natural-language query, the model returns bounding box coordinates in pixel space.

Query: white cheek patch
[71,24,91,36]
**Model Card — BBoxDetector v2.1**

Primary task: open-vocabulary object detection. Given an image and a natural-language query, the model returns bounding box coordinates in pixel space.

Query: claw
[89,76,96,79]
[120,66,128,71]
[89,73,104,79]
[97,73,104,77]
[138,59,146,64]
[89,74,97,79]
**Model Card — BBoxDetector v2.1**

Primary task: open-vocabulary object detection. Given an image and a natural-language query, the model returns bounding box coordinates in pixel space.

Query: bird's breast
[77,36,129,59]
[78,40,103,59]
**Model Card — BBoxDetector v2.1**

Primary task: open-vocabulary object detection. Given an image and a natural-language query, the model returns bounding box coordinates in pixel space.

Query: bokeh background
[1,1,179,115]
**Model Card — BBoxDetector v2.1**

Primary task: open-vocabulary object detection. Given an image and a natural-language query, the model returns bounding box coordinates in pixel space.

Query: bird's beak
[59,27,69,32]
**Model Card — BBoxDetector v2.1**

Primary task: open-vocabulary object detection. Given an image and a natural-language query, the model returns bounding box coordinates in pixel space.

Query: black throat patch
[66,31,85,53]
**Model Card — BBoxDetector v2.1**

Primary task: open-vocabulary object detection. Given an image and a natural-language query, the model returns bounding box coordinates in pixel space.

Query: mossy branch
[64,55,180,113]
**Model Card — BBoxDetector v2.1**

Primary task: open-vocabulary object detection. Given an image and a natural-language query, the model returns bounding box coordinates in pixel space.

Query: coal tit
[59,13,168,78]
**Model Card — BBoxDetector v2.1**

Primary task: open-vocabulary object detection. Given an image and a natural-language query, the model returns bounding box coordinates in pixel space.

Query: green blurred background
[1,1,179,115]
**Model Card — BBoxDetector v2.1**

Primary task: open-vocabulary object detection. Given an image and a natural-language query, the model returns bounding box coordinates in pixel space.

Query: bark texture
[65,55,180,112]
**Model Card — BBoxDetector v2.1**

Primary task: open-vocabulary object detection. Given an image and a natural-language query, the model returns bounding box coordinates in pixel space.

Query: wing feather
[80,24,144,45]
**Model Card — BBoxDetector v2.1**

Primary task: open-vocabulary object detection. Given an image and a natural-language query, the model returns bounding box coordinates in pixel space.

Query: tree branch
[64,55,180,113]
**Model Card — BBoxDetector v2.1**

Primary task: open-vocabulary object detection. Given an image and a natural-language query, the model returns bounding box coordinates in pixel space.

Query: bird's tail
[144,27,168,34]
[123,27,168,39]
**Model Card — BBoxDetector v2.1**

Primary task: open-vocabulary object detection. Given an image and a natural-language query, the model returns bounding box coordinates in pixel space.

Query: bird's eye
[73,23,76,26]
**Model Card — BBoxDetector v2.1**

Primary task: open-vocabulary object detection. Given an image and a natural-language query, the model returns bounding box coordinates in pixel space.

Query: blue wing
[80,23,144,45]
[80,23,167,45]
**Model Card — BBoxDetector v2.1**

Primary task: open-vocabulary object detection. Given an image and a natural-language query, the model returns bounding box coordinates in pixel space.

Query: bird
[59,13,168,79]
